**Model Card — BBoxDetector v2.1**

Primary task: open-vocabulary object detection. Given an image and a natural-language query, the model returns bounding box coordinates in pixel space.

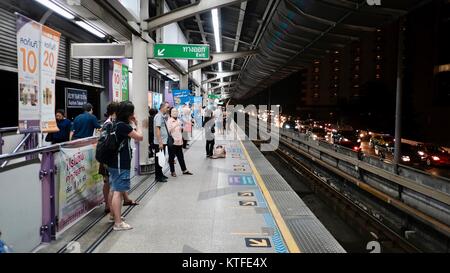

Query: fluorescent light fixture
[75,21,105,38]
[35,0,74,20]
[211,8,223,72]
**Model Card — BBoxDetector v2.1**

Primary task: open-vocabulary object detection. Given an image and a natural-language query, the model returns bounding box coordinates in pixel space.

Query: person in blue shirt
[45,109,71,144]
[70,103,101,140]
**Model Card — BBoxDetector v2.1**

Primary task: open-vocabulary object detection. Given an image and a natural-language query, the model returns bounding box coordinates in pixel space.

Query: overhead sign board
[153,44,210,60]
[208,94,221,100]
[66,88,87,109]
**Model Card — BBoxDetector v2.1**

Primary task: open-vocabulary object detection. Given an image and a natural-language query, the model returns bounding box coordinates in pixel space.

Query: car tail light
[353,146,360,151]
[432,156,440,161]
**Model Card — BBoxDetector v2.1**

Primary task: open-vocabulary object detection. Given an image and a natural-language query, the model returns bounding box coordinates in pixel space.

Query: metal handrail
[0,136,98,163]
[0,133,31,168]
[0,127,19,134]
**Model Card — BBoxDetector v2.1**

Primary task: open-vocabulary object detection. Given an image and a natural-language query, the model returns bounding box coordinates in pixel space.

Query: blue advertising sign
[152,92,162,110]
[66,88,88,109]
[193,96,203,128]
[172,89,191,106]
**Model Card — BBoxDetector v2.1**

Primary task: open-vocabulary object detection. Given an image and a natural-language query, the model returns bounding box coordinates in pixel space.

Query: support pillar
[132,34,150,168]
[180,74,189,90]
[394,19,405,173]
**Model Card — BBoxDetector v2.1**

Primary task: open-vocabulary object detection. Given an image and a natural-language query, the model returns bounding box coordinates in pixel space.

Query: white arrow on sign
[239,192,253,197]
[249,239,269,247]
[157,49,166,56]
[240,201,256,206]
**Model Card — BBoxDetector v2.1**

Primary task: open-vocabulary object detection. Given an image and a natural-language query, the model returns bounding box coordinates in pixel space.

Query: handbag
[165,120,175,147]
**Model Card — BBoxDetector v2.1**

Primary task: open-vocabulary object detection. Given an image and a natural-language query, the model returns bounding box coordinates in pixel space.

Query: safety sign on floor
[228,175,256,186]
[239,201,257,206]
[245,238,272,248]
[238,192,254,197]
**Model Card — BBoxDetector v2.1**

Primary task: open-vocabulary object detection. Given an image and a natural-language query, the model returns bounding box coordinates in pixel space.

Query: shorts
[108,168,131,192]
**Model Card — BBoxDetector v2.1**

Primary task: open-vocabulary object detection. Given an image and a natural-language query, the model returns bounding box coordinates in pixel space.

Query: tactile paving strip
[241,139,346,253]
[286,217,346,253]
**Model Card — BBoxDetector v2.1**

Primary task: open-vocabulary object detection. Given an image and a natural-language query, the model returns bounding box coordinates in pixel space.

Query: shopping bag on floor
[157,149,166,167]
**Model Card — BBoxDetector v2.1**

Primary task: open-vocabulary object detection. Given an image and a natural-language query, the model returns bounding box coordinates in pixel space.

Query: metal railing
[0,136,99,251]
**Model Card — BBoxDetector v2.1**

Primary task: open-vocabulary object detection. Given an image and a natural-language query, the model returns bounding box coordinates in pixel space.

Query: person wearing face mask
[167,107,193,177]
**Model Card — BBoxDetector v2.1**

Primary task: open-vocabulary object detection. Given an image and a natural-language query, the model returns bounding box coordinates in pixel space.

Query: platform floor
[91,126,345,253]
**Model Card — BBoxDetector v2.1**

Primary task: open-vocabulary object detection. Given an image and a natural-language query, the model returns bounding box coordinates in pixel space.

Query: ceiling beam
[230,1,248,71]
[190,0,208,44]
[202,71,241,84]
[186,30,251,46]
[189,50,258,72]
[146,0,247,31]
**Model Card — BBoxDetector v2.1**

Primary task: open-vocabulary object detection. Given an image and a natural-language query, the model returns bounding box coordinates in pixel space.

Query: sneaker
[109,216,125,223]
[113,221,133,231]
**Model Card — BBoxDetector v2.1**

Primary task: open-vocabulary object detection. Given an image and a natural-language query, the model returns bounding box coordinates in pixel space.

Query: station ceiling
[5,0,432,100]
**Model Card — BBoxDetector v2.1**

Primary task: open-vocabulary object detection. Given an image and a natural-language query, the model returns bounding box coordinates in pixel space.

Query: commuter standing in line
[204,105,215,158]
[167,107,194,177]
[70,103,101,140]
[214,106,223,135]
[108,101,143,231]
[99,102,138,215]
[154,102,170,182]
[181,104,192,149]
[148,108,158,158]
[45,109,71,144]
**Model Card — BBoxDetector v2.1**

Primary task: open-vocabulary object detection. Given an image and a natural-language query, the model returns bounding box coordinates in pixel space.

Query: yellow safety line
[238,139,302,253]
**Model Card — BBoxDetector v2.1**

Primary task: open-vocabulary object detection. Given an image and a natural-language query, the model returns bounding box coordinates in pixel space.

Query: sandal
[123,200,139,206]
[183,171,193,175]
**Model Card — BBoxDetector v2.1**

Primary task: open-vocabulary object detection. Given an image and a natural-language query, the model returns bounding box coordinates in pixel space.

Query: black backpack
[95,121,125,164]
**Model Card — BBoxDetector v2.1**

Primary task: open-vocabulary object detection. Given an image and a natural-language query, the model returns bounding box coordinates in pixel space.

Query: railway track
[268,140,421,253]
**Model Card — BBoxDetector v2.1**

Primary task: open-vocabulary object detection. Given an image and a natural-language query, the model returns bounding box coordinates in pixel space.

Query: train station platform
[37,126,345,253]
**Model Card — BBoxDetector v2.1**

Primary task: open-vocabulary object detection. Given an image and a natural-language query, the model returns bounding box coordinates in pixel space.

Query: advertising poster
[122,64,129,101]
[56,145,103,231]
[66,88,87,109]
[16,14,41,133]
[152,92,162,110]
[40,25,60,133]
[164,81,174,107]
[112,60,122,102]
[148,91,153,108]
[193,96,203,128]
[172,90,191,106]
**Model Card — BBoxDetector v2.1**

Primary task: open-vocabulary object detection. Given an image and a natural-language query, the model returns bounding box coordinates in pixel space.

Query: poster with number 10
[112,60,129,102]
[16,13,60,133]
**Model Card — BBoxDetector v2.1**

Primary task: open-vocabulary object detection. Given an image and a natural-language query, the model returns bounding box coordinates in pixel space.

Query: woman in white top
[214,106,223,134]
[167,107,193,177]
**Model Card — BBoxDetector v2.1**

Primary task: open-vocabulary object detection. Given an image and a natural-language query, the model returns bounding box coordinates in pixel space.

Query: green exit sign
[153,44,210,60]
[208,94,221,99]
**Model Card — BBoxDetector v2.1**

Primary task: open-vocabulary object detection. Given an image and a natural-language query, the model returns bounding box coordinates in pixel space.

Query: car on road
[369,134,395,151]
[307,127,327,140]
[397,143,422,165]
[417,144,450,167]
[331,130,361,151]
